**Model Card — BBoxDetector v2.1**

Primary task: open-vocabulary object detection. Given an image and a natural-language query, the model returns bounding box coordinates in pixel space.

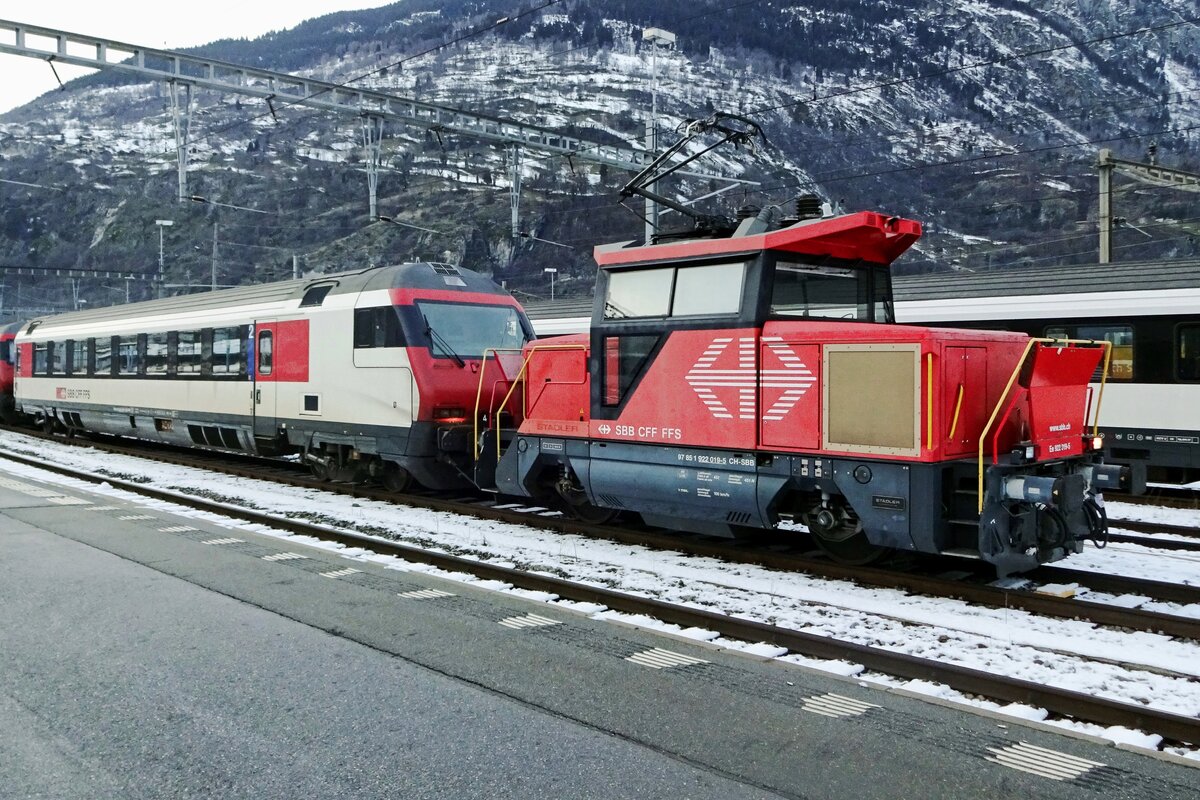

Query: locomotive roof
[20,261,509,333]
[594,211,922,268]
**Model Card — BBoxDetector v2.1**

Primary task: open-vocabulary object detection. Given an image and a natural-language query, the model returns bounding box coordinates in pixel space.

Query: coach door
[253,320,278,437]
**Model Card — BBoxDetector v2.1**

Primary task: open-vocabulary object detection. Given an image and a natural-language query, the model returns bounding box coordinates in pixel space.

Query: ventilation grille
[430,262,461,276]
[725,511,754,525]
[596,494,625,509]
[187,424,243,451]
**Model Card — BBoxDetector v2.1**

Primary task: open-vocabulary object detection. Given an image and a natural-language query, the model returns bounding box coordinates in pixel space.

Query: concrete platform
[0,463,1196,799]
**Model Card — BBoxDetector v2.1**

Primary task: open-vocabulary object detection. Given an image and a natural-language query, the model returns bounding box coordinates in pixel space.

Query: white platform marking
[261,552,308,562]
[82,506,122,511]
[399,588,456,600]
[159,526,198,533]
[625,647,709,670]
[984,742,1106,782]
[47,496,92,505]
[319,567,362,579]
[201,537,244,545]
[800,693,880,719]
[118,515,157,521]
[498,613,562,629]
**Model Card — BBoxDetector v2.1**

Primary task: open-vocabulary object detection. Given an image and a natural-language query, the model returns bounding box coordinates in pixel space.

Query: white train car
[525,258,1200,486]
[14,262,533,490]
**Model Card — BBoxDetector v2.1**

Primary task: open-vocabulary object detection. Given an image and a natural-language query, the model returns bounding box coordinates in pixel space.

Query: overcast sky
[0,2,393,114]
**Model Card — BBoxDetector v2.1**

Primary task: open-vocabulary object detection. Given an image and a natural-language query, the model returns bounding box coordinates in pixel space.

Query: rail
[976,337,1112,513]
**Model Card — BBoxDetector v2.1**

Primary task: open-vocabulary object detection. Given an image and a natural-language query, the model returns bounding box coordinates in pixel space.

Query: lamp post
[544,267,558,301]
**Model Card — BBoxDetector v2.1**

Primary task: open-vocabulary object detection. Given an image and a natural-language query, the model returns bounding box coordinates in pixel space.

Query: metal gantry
[0,18,753,227]
[1098,147,1200,263]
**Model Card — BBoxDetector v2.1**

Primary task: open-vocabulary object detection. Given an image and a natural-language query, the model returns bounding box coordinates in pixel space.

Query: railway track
[1,441,1198,747]
[2,427,1198,639]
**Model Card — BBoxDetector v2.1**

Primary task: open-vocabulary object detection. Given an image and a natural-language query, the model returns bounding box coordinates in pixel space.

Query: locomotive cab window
[1178,324,1200,382]
[0,340,10,364]
[354,307,405,349]
[769,258,893,323]
[601,334,659,406]
[414,301,530,358]
[603,262,746,320]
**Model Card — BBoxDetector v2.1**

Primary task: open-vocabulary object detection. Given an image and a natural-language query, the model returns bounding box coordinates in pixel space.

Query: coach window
[177,331,202,375]
[68,339,85,376]
[94,338,113,376]
[212,327,243,375]
[51,341,66,375]
[672,262,745,316]
[258,330,273,375]
[34,342,48,375]
[604,268,672,319]
[146,333,169,376]
[1076,325,1133,381]
[1177,325,1200,382]
[118,336,139,376]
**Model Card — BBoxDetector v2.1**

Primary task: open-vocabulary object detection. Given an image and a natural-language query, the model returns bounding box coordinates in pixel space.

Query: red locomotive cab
[497,206,1126,576]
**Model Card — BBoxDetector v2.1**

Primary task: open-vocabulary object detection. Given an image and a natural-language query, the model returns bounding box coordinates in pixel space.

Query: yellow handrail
[975,337,1112,513]
[925,352,933,451]
[948,383,964,441]
[472,343,588,462]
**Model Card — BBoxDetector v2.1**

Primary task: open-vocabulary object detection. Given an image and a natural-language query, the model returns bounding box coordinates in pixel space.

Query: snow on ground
[1,430,1198,756]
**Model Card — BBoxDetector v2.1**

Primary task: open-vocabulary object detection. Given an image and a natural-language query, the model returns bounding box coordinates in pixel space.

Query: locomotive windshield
[769,257,894,323]
[414,301,531,358]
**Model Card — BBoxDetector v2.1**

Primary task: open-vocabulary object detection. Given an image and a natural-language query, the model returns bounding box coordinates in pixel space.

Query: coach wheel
[806,508,888,566]
[309,459,331,482]
[381,464,413,494]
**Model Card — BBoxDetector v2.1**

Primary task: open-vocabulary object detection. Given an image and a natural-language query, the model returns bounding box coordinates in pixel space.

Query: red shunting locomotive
[484,207,1128,576]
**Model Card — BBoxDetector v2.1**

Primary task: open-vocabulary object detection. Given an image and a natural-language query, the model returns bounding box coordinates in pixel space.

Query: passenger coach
[14,262,533,491]
[894,259,1200,486]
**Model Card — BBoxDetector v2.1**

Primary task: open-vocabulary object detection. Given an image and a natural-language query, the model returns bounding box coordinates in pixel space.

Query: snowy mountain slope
[0,0,1197,315]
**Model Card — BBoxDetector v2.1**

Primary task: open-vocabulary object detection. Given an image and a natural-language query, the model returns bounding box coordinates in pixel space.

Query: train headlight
[433,406,468,424]
[1090,435,1104,451]
[1023,444,1036,462]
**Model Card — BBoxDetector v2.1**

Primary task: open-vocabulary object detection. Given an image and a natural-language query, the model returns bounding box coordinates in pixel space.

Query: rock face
[0,0,1197,317]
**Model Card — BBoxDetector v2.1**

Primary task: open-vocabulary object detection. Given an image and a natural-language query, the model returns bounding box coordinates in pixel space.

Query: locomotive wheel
[381,464,413,494]
[806,509,889,566]
[554,477,619,525]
